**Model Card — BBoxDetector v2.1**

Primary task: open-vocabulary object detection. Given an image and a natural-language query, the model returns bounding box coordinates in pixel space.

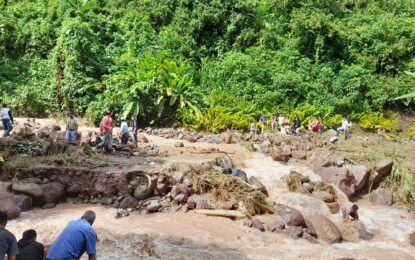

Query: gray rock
[305,214,342,244]
[346,165,370,192]
[369,188,393,206]
[329,136,339,144]
[251,219,265,232]
[284,226,303,239]
[119,195,139,209]
[42,203,57,209]
[276,193,332,216]
[14,194,32,212]
[314,167,356,198]
[277,206,305,227]
[0,191,20,219]
[266,221,285,232]
[41,182,65,203]
[370,160,394,188]
[0,181,12,192]
[100,197,114,205]
[174,142,184,148]
[311,191,335,203]
[146,200,162,212]
[173,194,187,204]
[12,182,43,198]
[248,176,268,197]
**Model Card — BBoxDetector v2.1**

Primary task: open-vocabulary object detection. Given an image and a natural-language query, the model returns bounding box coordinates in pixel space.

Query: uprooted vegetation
[284,171,336,197]
[190,172,273,216]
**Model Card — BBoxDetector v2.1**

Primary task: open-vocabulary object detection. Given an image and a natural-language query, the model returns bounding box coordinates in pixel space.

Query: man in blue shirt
[119,118,129,145]
[47,211,97,260]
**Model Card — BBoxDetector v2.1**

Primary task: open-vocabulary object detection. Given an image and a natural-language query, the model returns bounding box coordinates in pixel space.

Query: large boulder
[271,151,290,163]
[138,134,149,143]
[305,214,342,244]
[314,167,356,198]
[311,191,335,203]
[133,175,153,200]
[12,182,43,198]
[0,191,20,219]
[80,130,93,144]
[370,160,394,188]
[338,221,374,242]
[215,155,233,170]
[369,188,393,206]
[119,194,139,209]
[14,194,33,212]
[291,150,307,160]
[248,176,268,197]
[276,193,332,216]
[276,206,305,227]
[41,182,65,203]
[346,165,370,192]
[0,181,11,192]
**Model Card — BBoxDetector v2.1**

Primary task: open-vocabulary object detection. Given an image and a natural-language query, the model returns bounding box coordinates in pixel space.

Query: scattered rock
[302,230,320,243]
[251,219,265,232]
[329,136,339,144]
[0,191,20,219]
[305,214,342,244]
[146,200,162,212]
[215,154,233,170]
[284,226,303,239]
[326,202,340,214]
[302,183,314,193]
[369,188,393,206]
[170,184,192,199]
[314,167,356,198]
[12,182,43,198]
[271,151,290,162]
[277,206,305,227]
[174,142,184,148]
[292,151,307,160]
[138,134,149,143]
[183,134,196,143]
[14,194,33,212]
[173,172,184,183]
[119,195,140,209]
[326,129,337,137]
[282,145,292,156]
[276,193,332,216]
[266,221,285,232]
[338,221,374,242]
[242,219,252,227]
[177,133,184,139]
[187,199,196,210]
[117,209,130,218]
[66,184,82,196]
[0,181,11,192]
[41,182,65,203]
[133,175,152,200]
[173,194,187,204]
[346,165,370,192]
[42,203,57,209]
[100,197,114,205]
[187,196,214,210]
[248,176,268,197]
[217,201,236,210]
[370,160,394,188]
[311,191,335,203]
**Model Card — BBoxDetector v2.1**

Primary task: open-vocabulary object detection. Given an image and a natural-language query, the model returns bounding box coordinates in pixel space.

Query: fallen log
[194,209,246,219]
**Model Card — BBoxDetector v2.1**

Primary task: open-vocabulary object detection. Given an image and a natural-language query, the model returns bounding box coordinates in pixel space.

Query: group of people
[249,114,357,139]
[0,210,97,260]
[251,114,304,136]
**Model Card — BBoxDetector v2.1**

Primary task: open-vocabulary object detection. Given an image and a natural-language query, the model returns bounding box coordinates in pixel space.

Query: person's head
[351,204,359,213]
[104,111,111,116]
[81,210,96,225]
[22,229,37,242]
[2,104,7,108]
[0,210,8,227]
[68,113,74,119]
[222,168,232,174]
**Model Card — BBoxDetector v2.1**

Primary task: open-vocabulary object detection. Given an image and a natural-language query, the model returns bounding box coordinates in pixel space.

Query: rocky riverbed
[1,118,415,259]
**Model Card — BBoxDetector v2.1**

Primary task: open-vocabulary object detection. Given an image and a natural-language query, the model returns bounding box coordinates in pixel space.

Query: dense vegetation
[1,0,415,132]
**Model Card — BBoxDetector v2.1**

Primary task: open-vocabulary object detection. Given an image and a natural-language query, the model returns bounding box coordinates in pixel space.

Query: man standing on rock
[0,210,19,260]
[47,210,97,260]
[1,104,14,137]
[99,111,113,153]
[65,113,78,143]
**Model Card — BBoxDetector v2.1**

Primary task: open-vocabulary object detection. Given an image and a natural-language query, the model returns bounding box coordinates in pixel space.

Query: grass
[285,171,336,197]
[190,172,273,216]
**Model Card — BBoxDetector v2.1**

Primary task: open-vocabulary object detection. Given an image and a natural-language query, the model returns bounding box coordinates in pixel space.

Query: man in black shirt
[0,210,19,260]
[17,230,44,260]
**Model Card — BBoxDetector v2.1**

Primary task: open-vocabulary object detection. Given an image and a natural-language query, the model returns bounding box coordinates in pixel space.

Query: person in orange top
[98,111,113,153]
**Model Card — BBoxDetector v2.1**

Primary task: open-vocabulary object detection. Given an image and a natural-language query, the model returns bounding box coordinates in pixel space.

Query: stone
[170,184,192,199]
[242,219,252,227]
[215,154,233,170]
[100,197,114,205]
[276,206,305,227]
[174,142,184,148]
[187,199,196,210]
[173,172,184,183]
[314,167,356,198]
[133,175,152,200]
[369,188,393,206]
[370,159,394,188]
[326,202,340,214]
[284,226,303,239]
[0,181,11,192]
[42,203,56,209]
[282,145,292,156]
[138,134,149,143]
[217,201,236,210]
[266,221,285,232]
[12,182,43,198]
[41,182,65,203]
[302,230,320,243]
[187,196,214,210]
[276,193,332,216]
[183,134,196,143]
[410,231,415,247]
[177,133,184,139]
[248,176,268,197]
[174,194,187,204]
[305,214,342,244]
[80,130,93,144]
[117,209,130,218]
[338,221,374,242]
[311,191,335,203]
[292,151,307,160]
[119,195,140,209]
[302,183,314,193]
[271,151,290,163]
[14,194,32,212]
[0,191,20,219]
[251,219,265,232]
[326,129,337,137]
[66,184,82,196]
[346,165,370,192]
[146,200,162,212]
[329,136,339,144]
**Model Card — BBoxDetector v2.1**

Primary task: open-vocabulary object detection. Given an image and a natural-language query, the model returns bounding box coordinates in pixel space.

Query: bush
[358,112,399,132]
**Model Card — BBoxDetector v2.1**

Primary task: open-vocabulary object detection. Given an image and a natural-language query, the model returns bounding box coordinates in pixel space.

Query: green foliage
[358,112,399,132]
[0,0,414,127]
[17,142,44,157]
[405,126,415,139]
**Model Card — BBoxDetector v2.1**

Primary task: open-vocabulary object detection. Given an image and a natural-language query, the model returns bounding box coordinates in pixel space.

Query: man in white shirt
[1,104,13,137]
[277,114,285,131]
[337,118,352,139]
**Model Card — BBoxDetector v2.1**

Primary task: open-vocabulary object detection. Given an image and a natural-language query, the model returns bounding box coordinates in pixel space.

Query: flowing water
[6,138,415,259]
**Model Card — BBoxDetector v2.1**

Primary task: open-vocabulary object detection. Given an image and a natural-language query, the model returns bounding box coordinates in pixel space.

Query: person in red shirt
[98,111,113,153]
